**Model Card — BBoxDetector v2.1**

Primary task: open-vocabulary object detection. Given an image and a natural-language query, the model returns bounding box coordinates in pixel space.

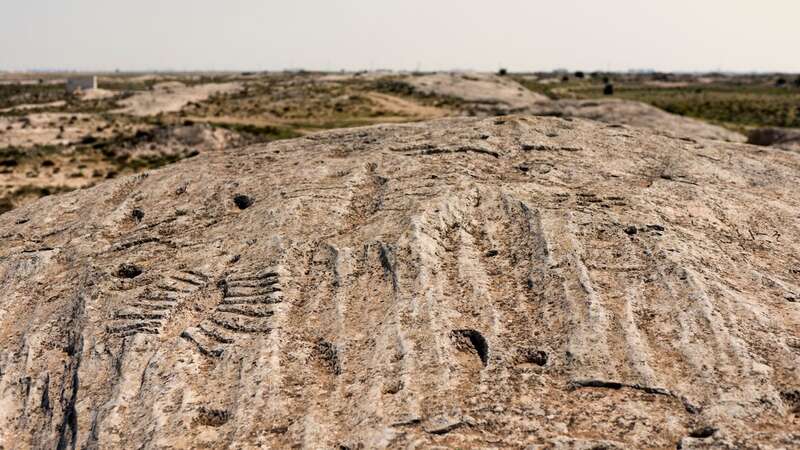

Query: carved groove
[107,270,209,337]
[181,267,286,358]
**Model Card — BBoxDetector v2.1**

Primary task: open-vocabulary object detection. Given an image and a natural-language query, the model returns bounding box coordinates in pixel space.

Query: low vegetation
[515,73,800,129]
[0,83,66,110]
[2,71,799,215]
[205,122,301,141]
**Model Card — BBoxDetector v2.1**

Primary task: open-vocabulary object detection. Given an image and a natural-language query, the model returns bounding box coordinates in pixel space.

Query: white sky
[2,0,799,72]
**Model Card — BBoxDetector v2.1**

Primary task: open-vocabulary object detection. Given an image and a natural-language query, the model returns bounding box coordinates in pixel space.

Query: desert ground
[0,70,799,449]
[2,70,799,215]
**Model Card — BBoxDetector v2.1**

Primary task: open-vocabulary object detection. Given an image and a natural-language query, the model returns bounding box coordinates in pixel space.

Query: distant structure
[66,76,97,93]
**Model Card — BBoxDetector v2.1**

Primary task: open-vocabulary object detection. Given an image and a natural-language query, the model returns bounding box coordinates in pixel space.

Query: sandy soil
[75,88,117,101]
[0,113,117,148]
[644,80,691,88]
[364,91,447,119]
[0,120,242,214]
[0,101,67,114]
[407,72,550,113]
[113,82,243,116]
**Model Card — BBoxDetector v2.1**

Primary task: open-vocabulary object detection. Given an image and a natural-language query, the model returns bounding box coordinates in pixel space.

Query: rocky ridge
[0,115,798,448]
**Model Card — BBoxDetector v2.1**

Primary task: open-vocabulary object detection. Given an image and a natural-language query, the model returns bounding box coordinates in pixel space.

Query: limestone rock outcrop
[748,127,800,152]
[403,73,745,142]
[527,98,747,143]
[0,116,798,449]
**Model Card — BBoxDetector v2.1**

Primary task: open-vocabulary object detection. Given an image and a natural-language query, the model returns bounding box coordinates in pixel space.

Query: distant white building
[66,76,97,93]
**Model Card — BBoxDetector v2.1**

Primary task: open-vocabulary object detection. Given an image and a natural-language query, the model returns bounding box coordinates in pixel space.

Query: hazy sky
[2,0,799,72]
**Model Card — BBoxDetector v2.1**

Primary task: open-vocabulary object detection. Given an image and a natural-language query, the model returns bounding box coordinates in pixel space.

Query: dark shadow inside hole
[452,329,489,366]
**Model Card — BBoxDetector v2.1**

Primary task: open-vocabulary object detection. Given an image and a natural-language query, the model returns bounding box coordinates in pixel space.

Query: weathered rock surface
[748,127,800,152]
[527,98,746,143]
[0,116,798,449]
[403,73,745,142]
